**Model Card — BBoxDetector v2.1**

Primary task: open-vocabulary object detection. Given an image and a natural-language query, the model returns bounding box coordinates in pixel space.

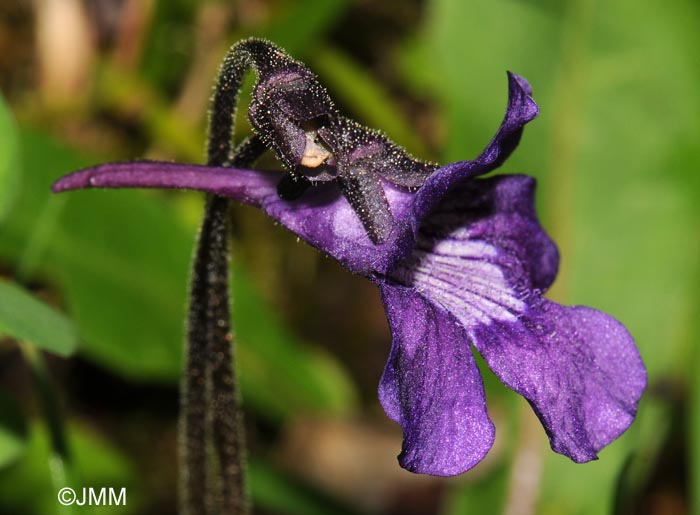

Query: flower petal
[408,72,539,224]
[472,300,646,462]
[391,174,559,297]
[391,174,645,462]
[379,283,495,476]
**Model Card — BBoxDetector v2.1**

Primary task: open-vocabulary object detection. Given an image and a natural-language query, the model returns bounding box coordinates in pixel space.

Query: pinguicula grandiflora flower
[53,38,646,476]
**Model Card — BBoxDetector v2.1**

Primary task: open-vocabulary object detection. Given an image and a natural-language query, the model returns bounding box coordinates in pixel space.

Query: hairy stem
[207,39,273,167]
[180,202,213,513]
[179,38,268,515]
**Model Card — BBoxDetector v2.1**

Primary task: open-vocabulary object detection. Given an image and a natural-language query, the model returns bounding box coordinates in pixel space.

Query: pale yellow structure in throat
[300,131,332,168]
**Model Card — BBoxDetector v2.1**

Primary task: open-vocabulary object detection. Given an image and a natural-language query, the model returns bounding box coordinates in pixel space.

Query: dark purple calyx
[228,38,438,244]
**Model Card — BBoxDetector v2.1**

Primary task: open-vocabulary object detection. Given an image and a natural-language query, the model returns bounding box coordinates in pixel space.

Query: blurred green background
[0,0,698,514]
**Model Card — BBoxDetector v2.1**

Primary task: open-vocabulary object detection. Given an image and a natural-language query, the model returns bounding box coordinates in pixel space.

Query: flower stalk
[179,193,247,515]
[178,41,267,515]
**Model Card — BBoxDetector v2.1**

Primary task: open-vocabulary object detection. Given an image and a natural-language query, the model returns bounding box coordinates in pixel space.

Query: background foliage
[0,0,697,514]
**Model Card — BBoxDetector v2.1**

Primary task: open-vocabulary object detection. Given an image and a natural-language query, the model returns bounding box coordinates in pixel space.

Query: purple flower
[52,72,646,476]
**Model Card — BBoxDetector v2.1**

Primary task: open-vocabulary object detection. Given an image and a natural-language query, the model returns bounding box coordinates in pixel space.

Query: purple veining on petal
[390,173,644,464]
[391,175,559,294]
[379,283,495,476]
[472,300,646,462]
[450,175,559,293]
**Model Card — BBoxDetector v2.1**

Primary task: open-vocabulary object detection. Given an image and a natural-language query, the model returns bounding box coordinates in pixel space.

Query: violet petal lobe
[391,174,645,462]
[407,72,539,225]
[379,283,495,476]
[472,300,646,462]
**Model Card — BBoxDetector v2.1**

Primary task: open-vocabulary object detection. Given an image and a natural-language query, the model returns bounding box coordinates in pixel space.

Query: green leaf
[0,280,77,357]
[55,187,192,380]
[0,130,191,380]
[0,391,28,469]
[0,94,20,223]
[0,423,135,515]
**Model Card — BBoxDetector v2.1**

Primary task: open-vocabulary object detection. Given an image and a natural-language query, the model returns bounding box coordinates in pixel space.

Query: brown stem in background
[112,0,155,71]
[34,0,93,107]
